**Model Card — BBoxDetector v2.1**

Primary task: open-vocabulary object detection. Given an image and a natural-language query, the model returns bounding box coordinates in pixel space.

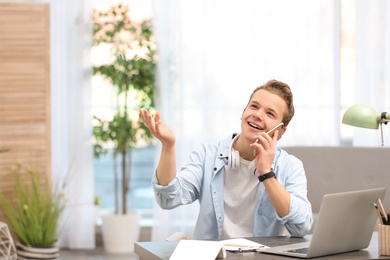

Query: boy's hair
[248,79,295,126]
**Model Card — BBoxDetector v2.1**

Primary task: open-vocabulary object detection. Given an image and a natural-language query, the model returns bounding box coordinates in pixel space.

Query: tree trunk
[113,154,119,214]
[121,148,127,214]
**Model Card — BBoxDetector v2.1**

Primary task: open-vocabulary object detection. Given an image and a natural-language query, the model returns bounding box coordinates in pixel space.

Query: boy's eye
[267,112,275,117]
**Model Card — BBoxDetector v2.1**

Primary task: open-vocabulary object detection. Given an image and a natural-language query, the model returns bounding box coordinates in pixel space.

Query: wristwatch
[258,169,276,182]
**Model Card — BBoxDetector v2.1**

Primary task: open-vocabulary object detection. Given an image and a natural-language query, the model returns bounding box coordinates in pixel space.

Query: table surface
[135,232,390,259]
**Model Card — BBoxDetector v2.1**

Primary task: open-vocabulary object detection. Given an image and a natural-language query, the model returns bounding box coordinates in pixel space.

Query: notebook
[260,187,386,258]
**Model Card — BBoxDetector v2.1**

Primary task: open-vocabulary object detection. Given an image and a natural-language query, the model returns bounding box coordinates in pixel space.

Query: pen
[225,246,265,253]
[238,246,265,252]
[224,243,263,248]
[223,243,265,253]
[377,198,388,224]
[373,202,384,225]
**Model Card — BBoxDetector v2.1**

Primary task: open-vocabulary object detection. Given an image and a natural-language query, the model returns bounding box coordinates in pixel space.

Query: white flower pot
[101,212,140,254]
[16,242,60,259]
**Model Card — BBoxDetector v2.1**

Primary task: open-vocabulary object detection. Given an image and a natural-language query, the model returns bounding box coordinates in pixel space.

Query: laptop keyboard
[286,247,309,254]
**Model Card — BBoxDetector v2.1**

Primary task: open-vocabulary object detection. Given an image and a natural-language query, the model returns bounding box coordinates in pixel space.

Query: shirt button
[214,167,217,171]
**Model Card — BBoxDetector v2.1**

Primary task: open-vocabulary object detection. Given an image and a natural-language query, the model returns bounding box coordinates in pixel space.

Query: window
[93,0,390,218]
[94,146,156,210]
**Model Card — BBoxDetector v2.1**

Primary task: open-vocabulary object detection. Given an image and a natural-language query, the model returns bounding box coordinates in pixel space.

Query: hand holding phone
[253,122,284,156]
[266,122,284,140]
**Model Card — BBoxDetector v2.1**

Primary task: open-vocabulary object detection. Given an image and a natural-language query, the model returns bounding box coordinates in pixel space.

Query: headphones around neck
[228,134,256,171]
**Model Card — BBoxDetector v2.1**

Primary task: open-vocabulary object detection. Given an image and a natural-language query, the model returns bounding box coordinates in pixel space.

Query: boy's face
[241,89,287,142]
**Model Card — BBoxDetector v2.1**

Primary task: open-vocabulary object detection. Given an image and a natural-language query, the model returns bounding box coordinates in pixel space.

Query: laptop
[261,187,386,258]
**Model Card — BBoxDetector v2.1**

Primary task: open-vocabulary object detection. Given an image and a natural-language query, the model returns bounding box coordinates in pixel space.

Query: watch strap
[258,170,276,182]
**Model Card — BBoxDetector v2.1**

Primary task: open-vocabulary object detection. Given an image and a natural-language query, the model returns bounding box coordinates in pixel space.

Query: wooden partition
[0,3,51,211]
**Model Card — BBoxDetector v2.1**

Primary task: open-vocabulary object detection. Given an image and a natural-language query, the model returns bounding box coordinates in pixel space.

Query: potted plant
[92,4,156,253]
[0,163,66,259]
[94,195,102,222]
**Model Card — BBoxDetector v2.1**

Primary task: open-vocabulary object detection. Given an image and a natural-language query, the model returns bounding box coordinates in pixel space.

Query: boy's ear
[277,127,287,140]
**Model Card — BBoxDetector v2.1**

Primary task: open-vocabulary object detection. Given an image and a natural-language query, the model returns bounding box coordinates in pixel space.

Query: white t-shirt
[221,152,259,239]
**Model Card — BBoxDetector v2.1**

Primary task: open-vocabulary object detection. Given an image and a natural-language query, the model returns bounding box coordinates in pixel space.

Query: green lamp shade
[342,104,380,129]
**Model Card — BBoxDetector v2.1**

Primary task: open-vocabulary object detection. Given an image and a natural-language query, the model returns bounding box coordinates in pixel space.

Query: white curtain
[151,0,340,241]
[51,0,95,249]
[353,0,390,146]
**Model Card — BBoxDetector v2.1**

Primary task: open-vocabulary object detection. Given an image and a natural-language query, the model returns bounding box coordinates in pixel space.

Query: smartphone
[253,122,285,156]
[266,122,284,140]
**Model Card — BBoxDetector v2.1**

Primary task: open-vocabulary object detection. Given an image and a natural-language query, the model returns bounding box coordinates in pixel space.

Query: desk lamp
[342,104,390,146]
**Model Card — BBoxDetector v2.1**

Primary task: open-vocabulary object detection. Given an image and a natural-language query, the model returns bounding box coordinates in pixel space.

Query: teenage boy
[139,79,313,239]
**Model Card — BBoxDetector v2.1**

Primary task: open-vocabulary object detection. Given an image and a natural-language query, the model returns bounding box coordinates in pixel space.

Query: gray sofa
[283,146,390,232]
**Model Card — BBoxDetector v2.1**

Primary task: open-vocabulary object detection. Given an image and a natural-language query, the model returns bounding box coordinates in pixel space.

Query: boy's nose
[254,109,264,120]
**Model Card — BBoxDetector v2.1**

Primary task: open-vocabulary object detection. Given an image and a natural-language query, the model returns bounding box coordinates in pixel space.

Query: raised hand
[139,109,176,146]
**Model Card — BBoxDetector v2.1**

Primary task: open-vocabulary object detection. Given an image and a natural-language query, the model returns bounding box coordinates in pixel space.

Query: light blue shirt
[152,134,313,240]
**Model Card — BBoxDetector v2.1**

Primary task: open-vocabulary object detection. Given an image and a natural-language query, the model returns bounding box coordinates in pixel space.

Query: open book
[222,238,269,252]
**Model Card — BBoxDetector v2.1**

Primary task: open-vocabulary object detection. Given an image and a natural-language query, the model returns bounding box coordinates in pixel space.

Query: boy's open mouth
[248,121,263,131]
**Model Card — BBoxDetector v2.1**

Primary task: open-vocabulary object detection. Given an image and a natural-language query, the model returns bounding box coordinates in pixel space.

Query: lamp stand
[380,117,390,146]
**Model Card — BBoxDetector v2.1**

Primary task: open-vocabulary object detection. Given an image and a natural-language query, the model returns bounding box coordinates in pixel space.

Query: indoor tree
[92,4,155,214]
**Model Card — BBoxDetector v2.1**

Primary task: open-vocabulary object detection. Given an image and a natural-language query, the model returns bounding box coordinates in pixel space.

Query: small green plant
[0,164,66,247]
[94,195,102,206]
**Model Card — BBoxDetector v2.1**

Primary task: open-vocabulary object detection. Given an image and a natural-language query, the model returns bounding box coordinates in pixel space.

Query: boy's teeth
[249,122,261,130]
